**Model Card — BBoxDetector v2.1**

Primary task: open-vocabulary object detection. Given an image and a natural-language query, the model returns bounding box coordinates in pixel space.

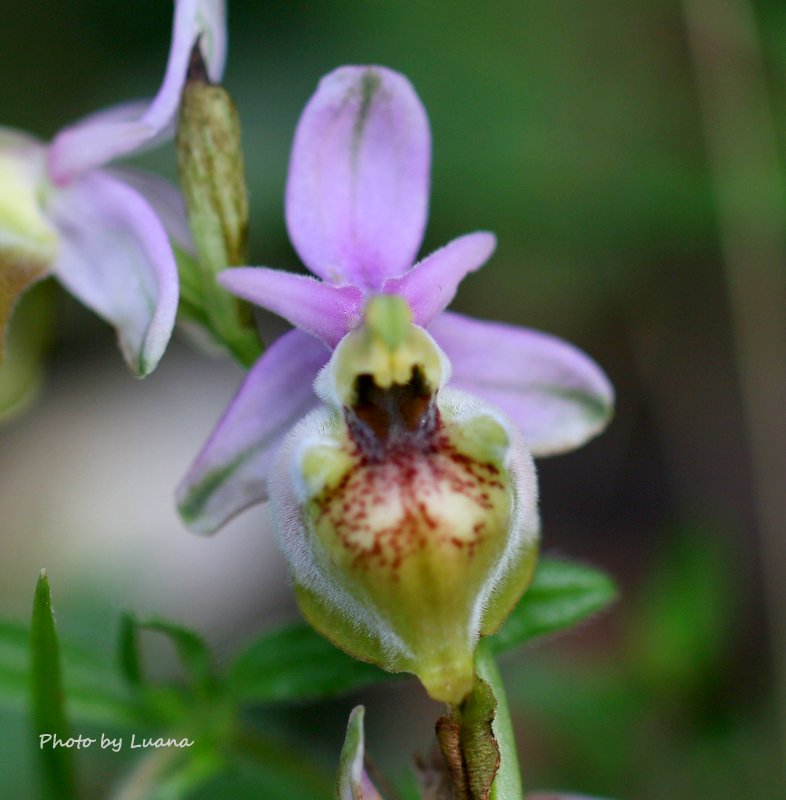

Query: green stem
[475,640,523,800]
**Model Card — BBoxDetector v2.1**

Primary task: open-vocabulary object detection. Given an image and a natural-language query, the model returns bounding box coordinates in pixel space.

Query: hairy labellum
[270,297,539,703]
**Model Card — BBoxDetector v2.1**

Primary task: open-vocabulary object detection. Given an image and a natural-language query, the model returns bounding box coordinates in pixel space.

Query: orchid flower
[0,0,226,375]
[178,65,614,534]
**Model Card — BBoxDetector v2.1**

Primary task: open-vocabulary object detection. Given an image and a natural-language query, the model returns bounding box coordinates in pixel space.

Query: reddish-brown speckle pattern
[309,424,508,577]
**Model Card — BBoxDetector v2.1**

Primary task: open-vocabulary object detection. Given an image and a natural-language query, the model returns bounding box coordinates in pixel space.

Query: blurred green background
[2,0,785,797]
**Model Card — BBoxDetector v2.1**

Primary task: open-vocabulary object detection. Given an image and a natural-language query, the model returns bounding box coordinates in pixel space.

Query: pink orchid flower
[0,0,226,375]
[178,65,613,533]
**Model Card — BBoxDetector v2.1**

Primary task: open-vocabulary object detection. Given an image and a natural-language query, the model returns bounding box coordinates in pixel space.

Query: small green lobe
[364,294,412,350]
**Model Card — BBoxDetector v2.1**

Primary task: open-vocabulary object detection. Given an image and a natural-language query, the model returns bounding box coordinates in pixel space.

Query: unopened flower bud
[271,296,540,703]
[175,43,261,366]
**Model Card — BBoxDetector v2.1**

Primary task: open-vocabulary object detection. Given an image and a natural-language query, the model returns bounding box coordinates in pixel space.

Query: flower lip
[274,385,540,704]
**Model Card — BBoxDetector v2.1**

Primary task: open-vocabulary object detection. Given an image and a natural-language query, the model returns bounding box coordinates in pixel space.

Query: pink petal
[141,0,227,131]
[110,167,194,253]
[218,267,364,347]
[48,0,227,183]
[286,66,430,289]
[383,232,495,326]
[177,329,329,534]
[46,171,179,376]
[47,102,165,186]
[430,312,614,456]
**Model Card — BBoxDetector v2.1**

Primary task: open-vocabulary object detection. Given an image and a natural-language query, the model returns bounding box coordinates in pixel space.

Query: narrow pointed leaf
[0,617,142,726]
[30,571,76,800]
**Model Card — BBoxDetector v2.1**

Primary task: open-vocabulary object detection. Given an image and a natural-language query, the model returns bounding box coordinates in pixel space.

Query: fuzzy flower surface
[178,65,614,532]
[0,0,226,375]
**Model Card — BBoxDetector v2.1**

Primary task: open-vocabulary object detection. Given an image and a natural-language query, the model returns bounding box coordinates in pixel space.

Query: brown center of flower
[345,365,438,460]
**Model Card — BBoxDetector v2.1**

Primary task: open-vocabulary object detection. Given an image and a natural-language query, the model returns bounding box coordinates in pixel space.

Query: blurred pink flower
[0,0,226,374]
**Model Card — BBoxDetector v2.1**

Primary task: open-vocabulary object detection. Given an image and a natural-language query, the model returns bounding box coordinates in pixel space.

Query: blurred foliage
[0,559,615,798]
[507,526,780,800]
[3,531,770,798]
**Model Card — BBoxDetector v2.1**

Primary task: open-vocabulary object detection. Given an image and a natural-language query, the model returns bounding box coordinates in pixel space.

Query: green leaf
[229,559,615,703]
[229,624,392,703]
[131,617,216,699]
[490,558,618,654]
[0,616,143,727]
[117,612,143,688]
[30,570,77,800]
